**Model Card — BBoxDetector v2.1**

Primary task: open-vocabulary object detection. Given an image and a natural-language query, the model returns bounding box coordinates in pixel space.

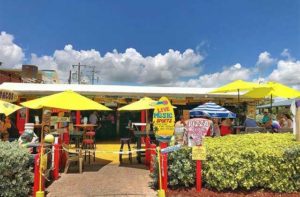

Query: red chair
[220,125,231,136]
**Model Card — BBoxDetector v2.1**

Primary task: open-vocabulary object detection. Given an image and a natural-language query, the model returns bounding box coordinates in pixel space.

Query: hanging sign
[0,89,18,102]
[153,97,175,141]
[185,118,211,147]
[192,146,207,160]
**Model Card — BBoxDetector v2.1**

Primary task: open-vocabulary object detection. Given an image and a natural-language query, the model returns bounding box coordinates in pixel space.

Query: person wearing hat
[244,113,258,128]
[262,109,271,128]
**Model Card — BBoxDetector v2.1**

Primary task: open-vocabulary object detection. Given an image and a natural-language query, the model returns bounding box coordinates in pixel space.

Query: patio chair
[62,143,83,173]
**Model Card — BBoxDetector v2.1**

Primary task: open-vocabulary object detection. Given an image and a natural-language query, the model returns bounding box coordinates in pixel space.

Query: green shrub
[150,133,300,192]
[0,141,33,197]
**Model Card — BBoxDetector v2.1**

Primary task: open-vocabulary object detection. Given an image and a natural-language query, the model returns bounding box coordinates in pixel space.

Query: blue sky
[0,0,300,87]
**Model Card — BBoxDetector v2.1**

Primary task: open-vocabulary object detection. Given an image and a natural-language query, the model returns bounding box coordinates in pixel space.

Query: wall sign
[0,89,18,102]
[153,97,175,141]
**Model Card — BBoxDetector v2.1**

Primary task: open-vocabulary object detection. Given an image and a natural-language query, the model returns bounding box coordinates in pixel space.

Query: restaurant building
[0,82,258,140]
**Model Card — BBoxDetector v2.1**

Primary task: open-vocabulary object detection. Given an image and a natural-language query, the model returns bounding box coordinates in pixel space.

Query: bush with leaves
[0,141,33,197]
[150,133,300,192]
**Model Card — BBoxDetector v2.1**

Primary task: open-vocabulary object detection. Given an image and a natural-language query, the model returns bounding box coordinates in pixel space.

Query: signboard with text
[192,146,207,160]
[153,97,175,141]
[0,89,18,102]
[185,118,211,147]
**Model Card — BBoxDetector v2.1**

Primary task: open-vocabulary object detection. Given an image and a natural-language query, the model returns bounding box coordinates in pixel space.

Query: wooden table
[74,124,97,132]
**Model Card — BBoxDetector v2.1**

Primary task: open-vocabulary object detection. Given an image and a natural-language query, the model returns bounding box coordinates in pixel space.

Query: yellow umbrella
[210,79,261,102]
[0,100,22,116]
[243,81,300,110]
[21,90,112,111]
[243,81,300,99]
[117,97,156,111]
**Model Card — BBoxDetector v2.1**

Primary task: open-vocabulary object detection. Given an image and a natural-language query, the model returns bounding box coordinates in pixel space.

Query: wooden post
[296,101,300,141]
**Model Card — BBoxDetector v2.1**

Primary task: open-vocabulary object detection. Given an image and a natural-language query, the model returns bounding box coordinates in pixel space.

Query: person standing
[212,118,220,137]
[89,111,99,125]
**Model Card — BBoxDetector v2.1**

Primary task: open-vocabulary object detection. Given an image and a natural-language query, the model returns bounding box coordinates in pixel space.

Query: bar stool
[119,138,132,164]
[82,131,96,164]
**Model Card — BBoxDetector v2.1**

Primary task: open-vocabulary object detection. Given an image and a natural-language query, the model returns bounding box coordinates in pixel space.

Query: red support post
[33,148,45,197]
[160,142,168,190]
[53,143,60,180]
[76,111,81,124]
[145,137,151,166]
[196,160,202,192]
[149,143,157,173]
[33,153,40,197]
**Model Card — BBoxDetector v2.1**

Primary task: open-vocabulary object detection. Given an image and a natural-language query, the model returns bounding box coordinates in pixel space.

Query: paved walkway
[46,142,156,197]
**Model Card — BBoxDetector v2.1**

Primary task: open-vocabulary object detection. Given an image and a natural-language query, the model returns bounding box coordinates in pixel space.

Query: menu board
[153,97,175,140]
[185,118,211,147]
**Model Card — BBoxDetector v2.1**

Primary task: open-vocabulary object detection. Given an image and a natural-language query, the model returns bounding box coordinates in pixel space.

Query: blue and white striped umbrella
[190,102,236,118]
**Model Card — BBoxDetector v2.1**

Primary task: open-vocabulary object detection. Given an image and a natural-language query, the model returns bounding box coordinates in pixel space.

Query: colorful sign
[185,118,211,147]
[192,146,206,160]
[0,89,18,102]
[153,97,175,141]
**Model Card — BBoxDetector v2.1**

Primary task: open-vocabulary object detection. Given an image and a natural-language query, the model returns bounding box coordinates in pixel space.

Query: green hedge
[0,141,33,197]
[150,133,300,192]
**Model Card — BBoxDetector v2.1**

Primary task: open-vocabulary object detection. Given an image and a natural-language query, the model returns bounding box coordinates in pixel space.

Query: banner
[185,118,211,147]
[153,97,175,141]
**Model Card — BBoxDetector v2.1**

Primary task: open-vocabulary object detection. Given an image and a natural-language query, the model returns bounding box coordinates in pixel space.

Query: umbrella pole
[270,94,273,114]
[237,89,240,125]
[238,89,240,104]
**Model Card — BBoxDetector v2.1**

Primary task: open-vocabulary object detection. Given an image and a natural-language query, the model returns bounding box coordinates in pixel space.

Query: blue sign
[161,144,181,154]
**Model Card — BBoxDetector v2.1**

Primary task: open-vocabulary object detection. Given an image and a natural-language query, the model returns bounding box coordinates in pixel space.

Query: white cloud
[268,59,300,88]
[32,45,203,84]
[256,51,276,67]
[0,32,24,68]
[176,63,252,88]
[280,49,294,61]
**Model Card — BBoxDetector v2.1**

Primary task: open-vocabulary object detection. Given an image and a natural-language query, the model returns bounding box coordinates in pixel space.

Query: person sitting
[0,117,11,141]
[282,113,293,128]
[244,114,258,128]
[271,119,281,133]
[262,110,271,128]
[220,118,232,136]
